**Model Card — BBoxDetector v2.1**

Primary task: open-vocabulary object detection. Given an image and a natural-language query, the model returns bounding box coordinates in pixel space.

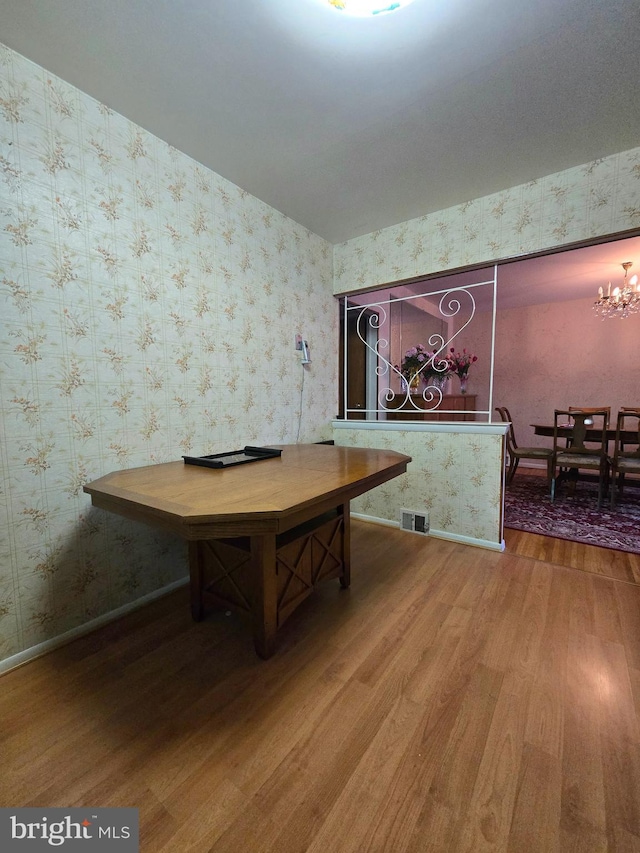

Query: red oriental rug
[503,474,640,555]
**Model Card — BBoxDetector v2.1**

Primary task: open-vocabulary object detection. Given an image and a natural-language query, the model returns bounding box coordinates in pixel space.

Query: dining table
[531,423,638,445]
[83,443,411,658]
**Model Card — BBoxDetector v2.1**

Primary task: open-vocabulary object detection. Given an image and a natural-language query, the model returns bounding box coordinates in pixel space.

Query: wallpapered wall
[335,426,504,546]
[331,147,640,549]
[334,146,640,294]
[0,45,336,666]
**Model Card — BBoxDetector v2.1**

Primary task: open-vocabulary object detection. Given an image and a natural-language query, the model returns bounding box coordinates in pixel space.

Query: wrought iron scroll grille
[342,267,497,421]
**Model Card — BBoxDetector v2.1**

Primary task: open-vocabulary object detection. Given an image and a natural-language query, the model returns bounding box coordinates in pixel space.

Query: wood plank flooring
[504,527,640,585]
[2,518,640,852]
[504,466,640,585]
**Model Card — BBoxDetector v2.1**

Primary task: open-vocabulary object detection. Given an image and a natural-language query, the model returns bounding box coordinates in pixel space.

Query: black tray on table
[182,446,282,469]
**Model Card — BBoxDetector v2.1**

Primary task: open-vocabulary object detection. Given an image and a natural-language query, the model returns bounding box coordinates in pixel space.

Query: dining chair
[566,407,612,450]
[551,408,610,508]
[610,410,640,508]
[568,405,611,423]
[495,406,553,486]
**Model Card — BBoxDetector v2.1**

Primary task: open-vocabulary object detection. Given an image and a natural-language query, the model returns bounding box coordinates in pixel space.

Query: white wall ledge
[332,419,509,436]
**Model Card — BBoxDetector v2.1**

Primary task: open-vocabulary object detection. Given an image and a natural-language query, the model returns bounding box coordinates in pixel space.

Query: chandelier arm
[594,261,640,319]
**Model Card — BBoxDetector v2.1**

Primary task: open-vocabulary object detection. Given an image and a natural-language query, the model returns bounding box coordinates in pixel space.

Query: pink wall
[448,311,493,411]
[492,296,640,459]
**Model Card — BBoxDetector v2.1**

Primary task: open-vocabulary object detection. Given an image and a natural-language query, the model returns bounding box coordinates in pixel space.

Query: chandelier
[593,261,640,319]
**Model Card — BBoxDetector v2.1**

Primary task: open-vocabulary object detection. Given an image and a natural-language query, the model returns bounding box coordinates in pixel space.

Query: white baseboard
[351,512,505,552]
[0,577,189,676]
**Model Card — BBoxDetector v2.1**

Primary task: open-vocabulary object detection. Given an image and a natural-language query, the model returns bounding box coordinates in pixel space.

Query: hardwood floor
[505,467,640,585]
[504,527,640,585]
[2,520,640,852]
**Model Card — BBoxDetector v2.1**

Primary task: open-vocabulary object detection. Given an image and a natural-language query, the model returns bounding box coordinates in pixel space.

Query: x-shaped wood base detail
[188,505,350,657]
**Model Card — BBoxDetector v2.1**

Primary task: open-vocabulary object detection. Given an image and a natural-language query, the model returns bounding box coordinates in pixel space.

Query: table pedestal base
[188,505,350,657]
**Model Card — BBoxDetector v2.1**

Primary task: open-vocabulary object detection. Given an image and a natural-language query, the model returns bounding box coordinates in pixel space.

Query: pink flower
[448,349,478,378]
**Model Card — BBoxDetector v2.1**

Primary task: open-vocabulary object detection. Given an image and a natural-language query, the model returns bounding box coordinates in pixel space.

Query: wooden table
[83,444,411,658]
[532,424,638,444]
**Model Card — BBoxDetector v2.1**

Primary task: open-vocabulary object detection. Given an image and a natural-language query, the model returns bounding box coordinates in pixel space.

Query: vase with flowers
[448,348,477,393]
[400,344,451,393]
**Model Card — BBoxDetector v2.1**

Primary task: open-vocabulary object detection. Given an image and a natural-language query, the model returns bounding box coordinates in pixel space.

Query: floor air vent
[400,509,429,535]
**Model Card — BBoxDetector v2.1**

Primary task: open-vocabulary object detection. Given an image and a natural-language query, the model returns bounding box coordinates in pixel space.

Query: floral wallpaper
[0,44,336,666]
[335,426,504,547]
[334,146,640,293]
[332,146,640,550]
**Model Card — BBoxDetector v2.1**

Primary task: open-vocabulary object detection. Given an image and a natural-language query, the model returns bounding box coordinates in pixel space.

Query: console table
[83,443,411,658]
[385,393,477,422]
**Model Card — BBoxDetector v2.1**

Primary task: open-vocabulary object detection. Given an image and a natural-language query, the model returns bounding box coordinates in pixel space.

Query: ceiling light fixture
[593,261,640,319]
[326,0,416,16]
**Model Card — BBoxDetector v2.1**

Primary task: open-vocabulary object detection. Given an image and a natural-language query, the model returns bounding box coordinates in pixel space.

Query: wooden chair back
[496,406,553,486]
[568,406,611,423]
[610,410,640,507]
[612,410,640,463]
[553,409,609,455]
[495,406,516,454]
[552,409,610,507]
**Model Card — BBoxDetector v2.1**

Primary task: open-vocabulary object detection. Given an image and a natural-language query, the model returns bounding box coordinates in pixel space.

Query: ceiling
[494,236,640,309]
[2,0,639,244]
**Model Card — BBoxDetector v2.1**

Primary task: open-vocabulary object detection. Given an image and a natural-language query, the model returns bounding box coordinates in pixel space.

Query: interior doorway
[339,302,378,419]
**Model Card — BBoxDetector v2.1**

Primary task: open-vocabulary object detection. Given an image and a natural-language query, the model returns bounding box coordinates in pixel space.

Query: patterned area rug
[504,474,640,554]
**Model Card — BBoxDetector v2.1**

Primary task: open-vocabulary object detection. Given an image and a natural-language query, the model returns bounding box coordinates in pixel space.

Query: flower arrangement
[399,344,428,381]
[399,345,450,386]
[448,348,477,378]
[448,347,477,392]
[397,345,477,392]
